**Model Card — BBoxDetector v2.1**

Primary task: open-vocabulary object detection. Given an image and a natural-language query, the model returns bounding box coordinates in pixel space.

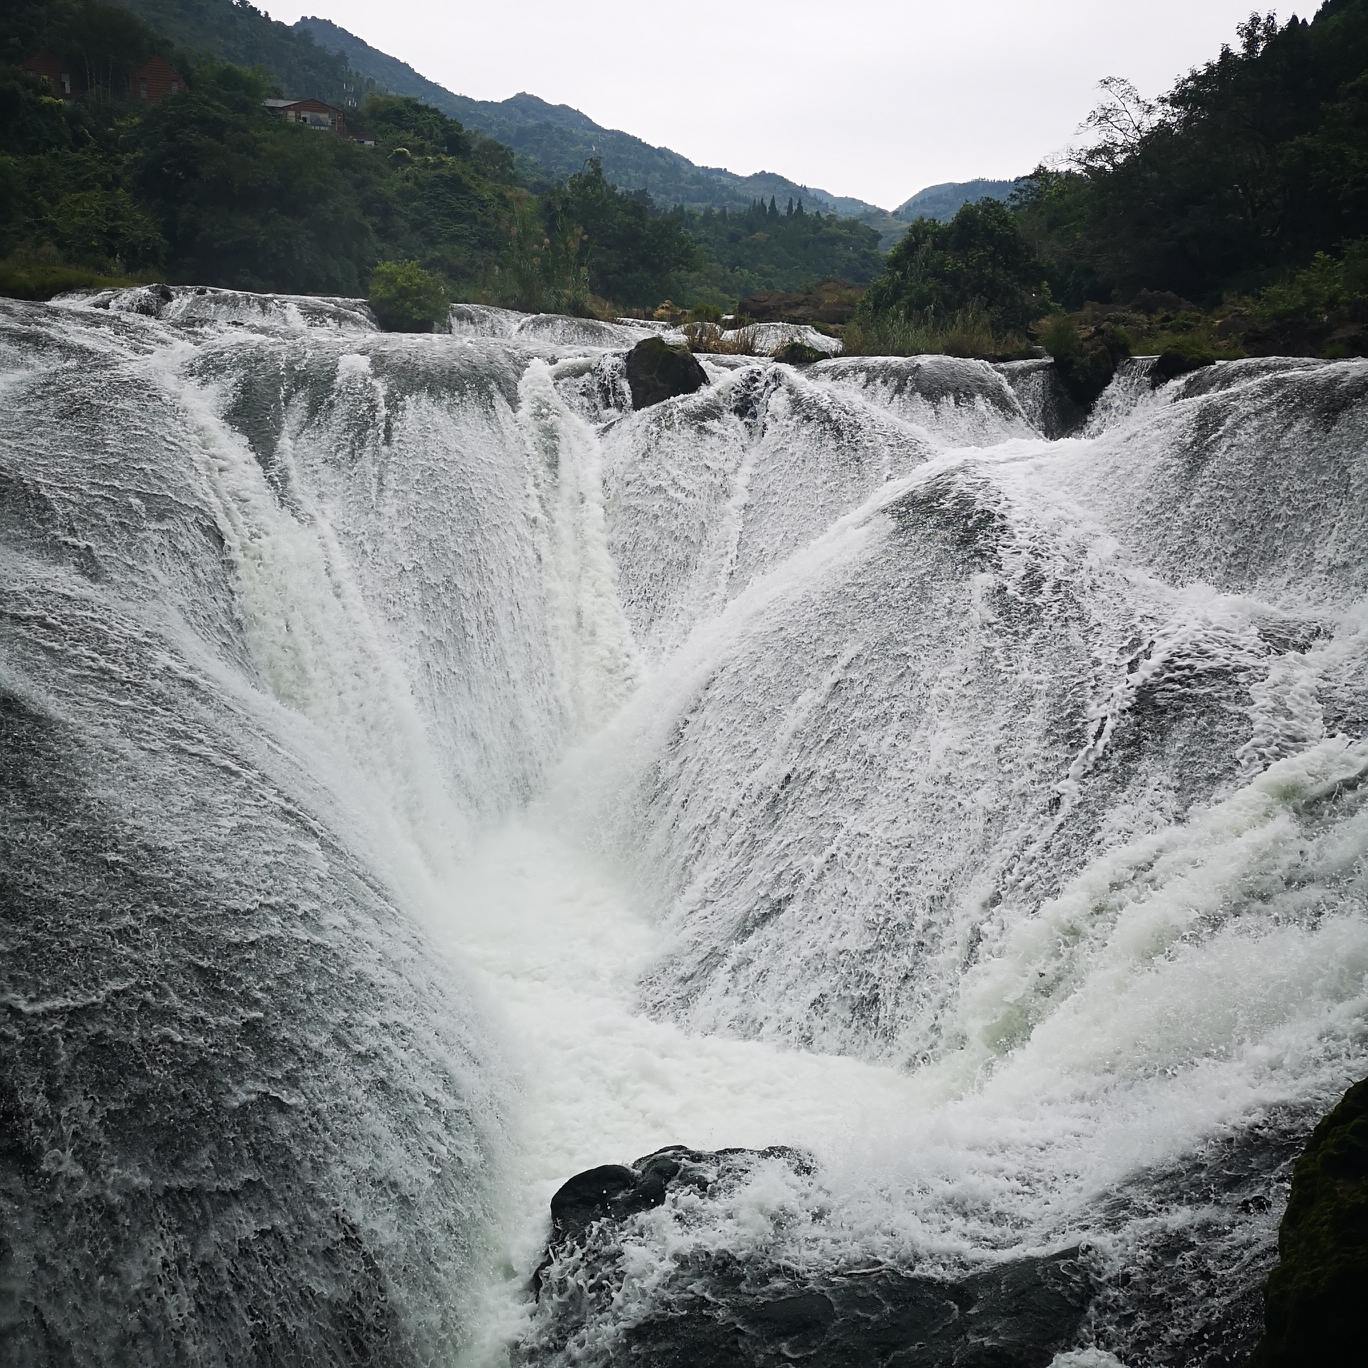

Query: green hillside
[1,0,887,313]
[101,0,371,110]
[295,14,892,220]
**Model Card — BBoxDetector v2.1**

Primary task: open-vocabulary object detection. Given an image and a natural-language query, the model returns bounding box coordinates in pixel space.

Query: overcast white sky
[266,1,1269,209]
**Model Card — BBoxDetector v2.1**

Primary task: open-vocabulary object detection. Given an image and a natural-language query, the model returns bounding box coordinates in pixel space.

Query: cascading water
[1,286,1364,1368]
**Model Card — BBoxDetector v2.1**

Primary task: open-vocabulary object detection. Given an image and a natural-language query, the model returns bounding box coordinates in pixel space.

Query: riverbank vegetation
[5,0,1368,366]
[854,3,1368,365]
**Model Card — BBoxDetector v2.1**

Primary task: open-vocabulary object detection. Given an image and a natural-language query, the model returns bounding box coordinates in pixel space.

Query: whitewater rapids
[1,287,1365,1367]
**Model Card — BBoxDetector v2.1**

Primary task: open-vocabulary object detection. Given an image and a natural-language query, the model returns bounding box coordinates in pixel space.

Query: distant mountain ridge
[894,179,1021,222]
[295,16,908,237]
[102,0,990,246]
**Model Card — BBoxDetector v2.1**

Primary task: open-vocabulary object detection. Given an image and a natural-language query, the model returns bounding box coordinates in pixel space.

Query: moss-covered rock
[774,339,825,365]
[1151,338,1216,387]
[1046,318,1132,409]
[1250,1078,1368,1367]
[624,336,707,409]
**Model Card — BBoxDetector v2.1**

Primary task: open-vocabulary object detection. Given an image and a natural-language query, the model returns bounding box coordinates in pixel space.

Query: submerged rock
[525,1147,1091,1366]
[623,336,708,409]
[1250,1078,1368,1367]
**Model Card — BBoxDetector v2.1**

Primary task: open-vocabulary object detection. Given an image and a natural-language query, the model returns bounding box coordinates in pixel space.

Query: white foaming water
[3,292,1366,1367]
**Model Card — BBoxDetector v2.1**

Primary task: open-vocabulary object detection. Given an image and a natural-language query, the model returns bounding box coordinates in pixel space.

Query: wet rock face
[526,1148,1091,1367]
[739,280,863,326]
[1150,347,1215,387]
[1251,1078,1368,1368]
[623,336,708,409]
[618,1251,1091,1368]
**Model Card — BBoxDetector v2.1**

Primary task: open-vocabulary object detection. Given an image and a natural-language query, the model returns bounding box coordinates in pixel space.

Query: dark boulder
[524,1146,1091,1367]
[624,336,708,409]
[549,1157,671,1243]
[619,1248,1091,1368]
[547,1146,799,1252]
[1150,345,1215,387]
[1249,1078,1368,1368]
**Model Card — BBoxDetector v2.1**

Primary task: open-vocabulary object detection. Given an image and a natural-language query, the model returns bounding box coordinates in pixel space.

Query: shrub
[1044,318,1132,407]
[1040,312,1081,358]
[368,260,450,332]
[1254,240,1368,322]
[0,246,142,300]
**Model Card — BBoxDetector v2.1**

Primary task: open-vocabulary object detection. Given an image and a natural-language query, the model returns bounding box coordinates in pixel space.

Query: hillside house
[131,56,187,103]
[263,98,349,136]
[21,52,80,98]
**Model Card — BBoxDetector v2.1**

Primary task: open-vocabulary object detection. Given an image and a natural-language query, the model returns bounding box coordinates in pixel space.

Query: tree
[134,63,377,293]
[1014,3,1368,305]
[546,159,696,308]
[863,198,1049,333]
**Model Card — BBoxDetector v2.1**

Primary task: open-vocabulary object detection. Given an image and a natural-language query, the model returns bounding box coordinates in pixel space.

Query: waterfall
[2,293,1365,1368]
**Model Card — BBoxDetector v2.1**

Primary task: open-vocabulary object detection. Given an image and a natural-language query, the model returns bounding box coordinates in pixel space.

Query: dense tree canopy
[0,5,527,299]
[676,197,883,304]
[1015,1,1368,305]
[544,160,696,309]
[863,198,1048,333]
[133,64,378,292]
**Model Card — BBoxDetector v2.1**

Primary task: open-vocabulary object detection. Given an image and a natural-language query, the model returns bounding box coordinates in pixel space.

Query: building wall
[132,57,187,104]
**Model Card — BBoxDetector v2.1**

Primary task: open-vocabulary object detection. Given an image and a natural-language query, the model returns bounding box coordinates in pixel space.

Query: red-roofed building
[262,97,349,137]
[21,52,81,99]
[131,56,187,104]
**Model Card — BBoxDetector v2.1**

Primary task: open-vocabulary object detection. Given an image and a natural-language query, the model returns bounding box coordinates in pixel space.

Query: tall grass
[841,307,1031,360]
[682,321,763,355]
[0,247,148,301]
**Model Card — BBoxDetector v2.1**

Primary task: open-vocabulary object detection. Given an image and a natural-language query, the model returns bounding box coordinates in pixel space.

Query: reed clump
[841,307,1031,360]
[682,321,763,355]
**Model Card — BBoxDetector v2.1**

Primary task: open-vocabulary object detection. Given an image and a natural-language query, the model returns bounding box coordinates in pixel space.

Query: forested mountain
[894,179,1019,222]
[0,0,878,312]
[92,0,370,110]
[294,15,895,223]
[92,1,894,226]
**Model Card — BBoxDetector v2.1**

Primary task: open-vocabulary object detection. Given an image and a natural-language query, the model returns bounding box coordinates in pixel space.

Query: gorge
[1,287,1366,1367]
